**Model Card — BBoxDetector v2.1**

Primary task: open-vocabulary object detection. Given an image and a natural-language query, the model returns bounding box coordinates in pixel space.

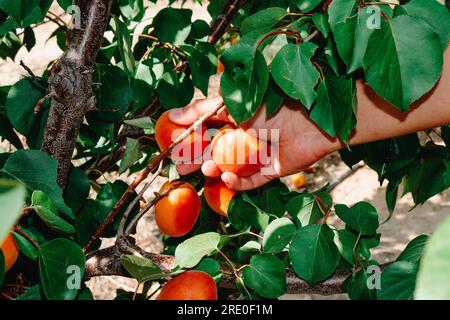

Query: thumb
[168,97,224,125]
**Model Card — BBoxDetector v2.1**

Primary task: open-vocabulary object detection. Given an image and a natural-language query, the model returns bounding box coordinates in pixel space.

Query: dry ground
[1,1,448,300]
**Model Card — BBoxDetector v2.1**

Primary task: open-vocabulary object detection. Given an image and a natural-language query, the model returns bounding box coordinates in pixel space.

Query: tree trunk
[41,0,112,188]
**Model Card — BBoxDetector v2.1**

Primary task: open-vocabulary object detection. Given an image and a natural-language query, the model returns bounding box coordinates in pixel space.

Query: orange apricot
[155,181,201,237]
[1,234,19,272]
[157,270,218,300]
[211,125,267,177]
[155,111,208,162]
[203,177,236,217]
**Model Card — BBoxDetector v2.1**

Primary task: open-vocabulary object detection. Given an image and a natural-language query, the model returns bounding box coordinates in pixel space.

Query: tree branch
[41,0,113,188]
[208,0,248,44]
[85,246,358,296]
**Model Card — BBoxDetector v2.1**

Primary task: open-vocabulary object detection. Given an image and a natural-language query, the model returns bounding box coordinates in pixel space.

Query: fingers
[201,160,222,177]
[168,97,225,125]
[221,171,277,191]
[175,162,202,176]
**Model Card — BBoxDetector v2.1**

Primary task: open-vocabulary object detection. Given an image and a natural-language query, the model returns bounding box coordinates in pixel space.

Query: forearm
[326,49,450,153]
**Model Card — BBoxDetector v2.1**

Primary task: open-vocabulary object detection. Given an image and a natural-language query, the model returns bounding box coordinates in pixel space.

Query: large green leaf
[220,43,269,124]
[31,191,75,235]
[174,232,220,269]
[396,235,428,264]
[242,253,286,298]
[2,150,71,215]
[112,15,135,75]
[363,15,443,111]
[0,0,40,25]
[0,180,25,242]
[401,0,450,49]
[6,77,45,135]
[286,192,332,227]
[152,8,192,45]
[379,261,418,300]
[38,238,85,300]
[120,255,164,283]
[240,7,287,36]
[156,71,194,109]
[271,43,319,109]
[415,216,450,299]
[289,224,339,284]
[334,202,379,236]
[118,138,142,174]
[328,0,358,29]
[309,75,356,143]
[262,218,296,253]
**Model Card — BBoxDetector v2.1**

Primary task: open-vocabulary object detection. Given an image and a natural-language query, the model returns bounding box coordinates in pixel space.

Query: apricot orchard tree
[0,0,450,300]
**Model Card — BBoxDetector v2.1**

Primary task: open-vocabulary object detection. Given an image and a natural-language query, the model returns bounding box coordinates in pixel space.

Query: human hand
[168,97,340,190]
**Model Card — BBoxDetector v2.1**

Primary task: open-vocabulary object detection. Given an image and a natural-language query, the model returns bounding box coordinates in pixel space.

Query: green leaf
[238,241,261,260]
[174,232,220,269]
[120,255,163,283]
[119,138,143,174]
[64,167,90,214]
[333,229,358,265]
[15,284,42,300]
[13,230,38,260]
[228,194,270,232]
[242,253,286,298]
[124,117,154,130]
[328,0,358,29]
[263,218,296,253]
[6,78,45,135]
[265,78,284,117]
[156,71,194,109]
[31,191,76,235]
[402,0,450,49]
[396,235,428,264]
[415,216,450,299]
[363,15,443,111]
[0,114,23,150]
[379,261,418,300]
[289,224,339,285]
[293,0,322,13]
[309,74,356,143]
[333,8,375,73]
[0,180,25,242]
[2,150,71,215]
[93,64,132,122]
[131,58,164,111]
[271,43,319,109]
[220,43,269,124]
[182,45,213,96]
[193,258,222,283]
[346,266,378,300]
[312,12,329,38]
[286,192,331,227]
[0,0,40,25]
[38,238,85,300]
[240,7,287,36]
[152,8,192,45]
[112,15,136,75]
[334,202,379,235]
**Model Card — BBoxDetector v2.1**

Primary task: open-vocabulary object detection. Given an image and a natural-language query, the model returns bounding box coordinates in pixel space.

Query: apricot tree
[0,0,450,300]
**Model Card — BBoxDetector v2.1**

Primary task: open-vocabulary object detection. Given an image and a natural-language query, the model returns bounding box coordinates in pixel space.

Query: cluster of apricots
[153,105,269,300]
[154,109,267,238]
[1,234,19,272]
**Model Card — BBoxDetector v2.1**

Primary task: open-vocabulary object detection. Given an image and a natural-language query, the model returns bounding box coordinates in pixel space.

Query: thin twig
[118,162,163,237]
[83,102,224,253]
[327,163,365,192]
[19,60,38,81]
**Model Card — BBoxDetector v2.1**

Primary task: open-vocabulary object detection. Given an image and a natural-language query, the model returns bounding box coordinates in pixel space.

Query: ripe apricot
[155,111,208,162]
[217,58,225,73]
[291,173,308,189]
[1,234,19,272]
[203,177,236,217]
[155,181,201,237]
[157,270,218,300]
[211,125,267,177]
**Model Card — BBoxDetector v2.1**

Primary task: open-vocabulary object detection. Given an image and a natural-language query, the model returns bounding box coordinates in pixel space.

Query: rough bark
[41,0,113,188]
[85,246,355,296]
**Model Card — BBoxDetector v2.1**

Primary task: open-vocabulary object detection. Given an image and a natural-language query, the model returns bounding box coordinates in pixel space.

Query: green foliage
[0,0,449,301]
